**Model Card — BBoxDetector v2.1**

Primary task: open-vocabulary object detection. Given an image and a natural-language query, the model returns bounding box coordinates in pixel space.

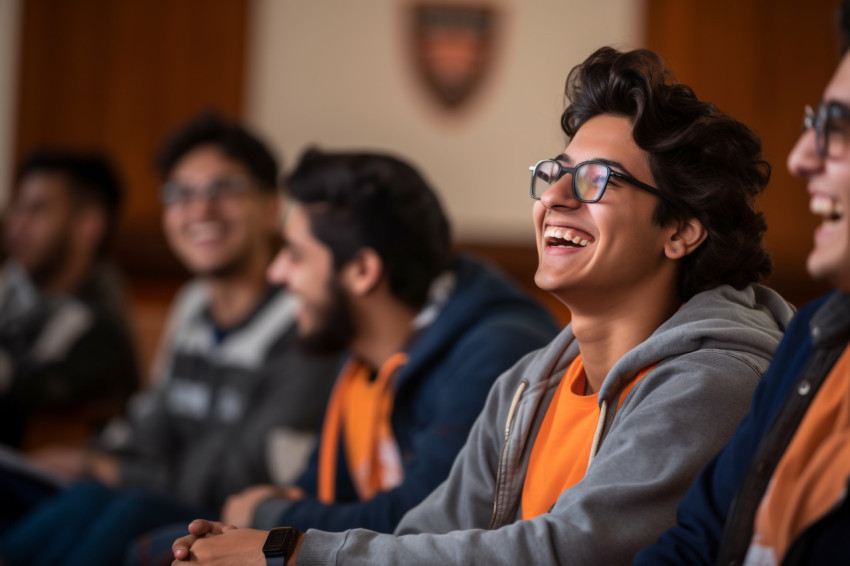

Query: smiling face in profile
[533,114,677,308]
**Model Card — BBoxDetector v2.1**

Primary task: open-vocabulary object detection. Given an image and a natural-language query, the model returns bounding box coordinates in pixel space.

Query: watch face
[263,527,299,557]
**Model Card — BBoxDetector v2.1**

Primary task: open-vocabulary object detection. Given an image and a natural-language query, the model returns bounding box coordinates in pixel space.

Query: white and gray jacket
[295,284,794,566]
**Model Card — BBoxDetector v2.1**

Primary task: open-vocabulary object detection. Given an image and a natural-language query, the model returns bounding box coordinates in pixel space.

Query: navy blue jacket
[254,255,560,534]
[635,292,850,566]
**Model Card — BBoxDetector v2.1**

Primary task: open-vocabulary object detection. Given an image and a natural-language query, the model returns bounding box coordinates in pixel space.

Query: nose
[787,127,823,180]
[539,173,582,210]
[267,247,292,285]
[181,191,218,218]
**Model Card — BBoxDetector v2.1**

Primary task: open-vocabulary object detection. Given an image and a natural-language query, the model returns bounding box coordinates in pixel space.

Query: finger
[172,535,196,559]
[222,524,238,532]
[187,519,213,535]
[172,545,188,560]
[280,485,307,500]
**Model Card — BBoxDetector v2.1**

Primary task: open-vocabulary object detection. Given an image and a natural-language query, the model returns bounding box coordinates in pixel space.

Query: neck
[349,293,418,371]
[206,249,272,329]
[39,254,95,296]
[565,279,680,395]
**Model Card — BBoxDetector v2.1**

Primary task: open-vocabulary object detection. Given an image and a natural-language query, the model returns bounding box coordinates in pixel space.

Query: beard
[27,232,73,289]
[296,277,357,356]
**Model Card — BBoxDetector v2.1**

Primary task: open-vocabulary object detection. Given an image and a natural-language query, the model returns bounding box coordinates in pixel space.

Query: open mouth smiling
[543,225,593,248]
[810,194,845,223]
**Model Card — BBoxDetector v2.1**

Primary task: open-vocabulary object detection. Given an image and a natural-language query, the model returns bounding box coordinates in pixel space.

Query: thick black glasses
[160,173,254,206]
[529,159,670,204]
[804,102,850,158]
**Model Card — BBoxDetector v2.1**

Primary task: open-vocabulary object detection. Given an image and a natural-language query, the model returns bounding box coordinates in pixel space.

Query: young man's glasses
[529,159,672,205]
[803,101,850,158]
[160,173,254,206]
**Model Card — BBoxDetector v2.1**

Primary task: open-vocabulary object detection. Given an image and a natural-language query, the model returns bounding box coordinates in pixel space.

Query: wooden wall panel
[15,0,250,280]
[646,0,840,305]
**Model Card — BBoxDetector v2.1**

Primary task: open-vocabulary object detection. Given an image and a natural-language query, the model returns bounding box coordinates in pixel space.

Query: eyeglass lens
[161,174,250,205]
[532,161,610,202]
[806,103,850,158]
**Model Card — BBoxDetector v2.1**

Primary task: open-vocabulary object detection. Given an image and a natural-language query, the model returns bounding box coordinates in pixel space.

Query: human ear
[665,217,707,259]
[340,247,384,296]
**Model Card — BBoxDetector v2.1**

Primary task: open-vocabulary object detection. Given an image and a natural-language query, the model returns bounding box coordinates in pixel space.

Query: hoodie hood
[397,254,559,389]
[515,283,795,408]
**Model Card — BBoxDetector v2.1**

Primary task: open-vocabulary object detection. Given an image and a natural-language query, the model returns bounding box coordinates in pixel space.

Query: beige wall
[245,0,644,244]
[0,0,20,207]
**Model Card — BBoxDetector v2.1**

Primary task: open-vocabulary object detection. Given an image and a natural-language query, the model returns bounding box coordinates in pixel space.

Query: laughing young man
[171,47,794,566]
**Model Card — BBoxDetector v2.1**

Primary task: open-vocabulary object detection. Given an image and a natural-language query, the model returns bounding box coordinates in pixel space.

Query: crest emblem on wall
[409,3,498,110]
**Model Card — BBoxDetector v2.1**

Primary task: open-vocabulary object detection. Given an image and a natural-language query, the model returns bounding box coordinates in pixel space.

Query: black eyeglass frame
[528,159,674,206]
[804,102,850,158]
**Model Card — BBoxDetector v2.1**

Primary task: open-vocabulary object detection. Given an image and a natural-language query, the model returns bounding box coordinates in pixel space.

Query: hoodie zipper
[489,380,528,528]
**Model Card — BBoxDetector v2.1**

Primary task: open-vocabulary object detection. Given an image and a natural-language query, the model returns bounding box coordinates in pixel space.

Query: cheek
[532,202,546,233]
[290,265,319,298]
[162,211,182,242]
[822,161,850,193]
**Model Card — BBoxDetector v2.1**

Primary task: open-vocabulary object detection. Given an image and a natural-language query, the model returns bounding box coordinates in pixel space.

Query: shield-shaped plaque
[410,3,497,110]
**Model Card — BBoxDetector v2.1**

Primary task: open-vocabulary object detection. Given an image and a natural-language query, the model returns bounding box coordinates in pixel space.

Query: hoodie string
[586,398,608,472]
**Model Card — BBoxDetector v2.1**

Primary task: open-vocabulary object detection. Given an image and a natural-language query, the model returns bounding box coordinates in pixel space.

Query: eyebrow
[553,153,641,179]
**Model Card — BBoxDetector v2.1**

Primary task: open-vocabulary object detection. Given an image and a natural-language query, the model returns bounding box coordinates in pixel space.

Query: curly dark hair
[285,149,452,310]
[560,47,772,300]
[155,111,278,190]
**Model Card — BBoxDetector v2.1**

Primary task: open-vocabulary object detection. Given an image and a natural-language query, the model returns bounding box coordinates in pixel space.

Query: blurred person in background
[130,148,559,566]
[0,150,138,450]
[0,113,338,565]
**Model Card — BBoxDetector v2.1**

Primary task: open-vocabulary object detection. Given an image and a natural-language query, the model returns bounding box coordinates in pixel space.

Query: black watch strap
[263,527,300,565]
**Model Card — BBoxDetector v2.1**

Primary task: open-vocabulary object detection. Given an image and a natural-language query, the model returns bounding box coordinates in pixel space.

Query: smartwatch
[262,526,300,566]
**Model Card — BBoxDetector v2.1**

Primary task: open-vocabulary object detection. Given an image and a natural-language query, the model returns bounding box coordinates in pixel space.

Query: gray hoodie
[295,284,794,566]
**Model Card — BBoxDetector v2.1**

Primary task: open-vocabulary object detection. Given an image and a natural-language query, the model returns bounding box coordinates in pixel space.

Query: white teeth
[810,195,845,219]
[187,221,225,241]
[543,226,591,246]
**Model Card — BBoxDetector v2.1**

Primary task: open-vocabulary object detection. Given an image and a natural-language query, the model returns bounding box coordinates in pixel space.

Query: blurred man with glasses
[0,113,338,565]
[169,47,794,566]
[636,3,850,565]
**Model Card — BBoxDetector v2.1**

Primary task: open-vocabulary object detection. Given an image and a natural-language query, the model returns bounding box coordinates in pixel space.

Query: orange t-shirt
[746,344,850,565]
[317,353,408,503]
[522,354,653,519]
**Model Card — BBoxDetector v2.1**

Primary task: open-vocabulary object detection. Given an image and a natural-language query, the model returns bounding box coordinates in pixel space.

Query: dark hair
[840,0,850,54]
[155,112,278,190]
[560,47,772,300]
[16,149,123,255]
[285,149,452,310]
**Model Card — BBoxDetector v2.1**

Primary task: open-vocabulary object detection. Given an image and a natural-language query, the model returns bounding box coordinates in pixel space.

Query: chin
[807,247,846,284]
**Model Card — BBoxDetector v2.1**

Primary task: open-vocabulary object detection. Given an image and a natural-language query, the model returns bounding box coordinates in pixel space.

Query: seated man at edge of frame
[634,3,850,565]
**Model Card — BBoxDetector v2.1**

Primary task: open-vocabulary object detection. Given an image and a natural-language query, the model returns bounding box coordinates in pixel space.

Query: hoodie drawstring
[586,398,608,472]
